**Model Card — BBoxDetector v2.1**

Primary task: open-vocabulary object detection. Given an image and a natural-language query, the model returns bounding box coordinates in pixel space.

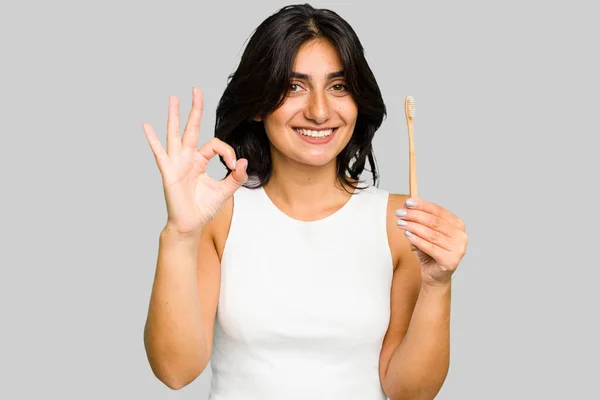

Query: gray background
[1,0,598,398]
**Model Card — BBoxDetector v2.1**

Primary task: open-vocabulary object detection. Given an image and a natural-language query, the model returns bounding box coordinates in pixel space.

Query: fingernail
[396,209,407,217]
[397,219,407,227]
[232,159,237,169]
[405,230,413,237]
[405,199,416,207]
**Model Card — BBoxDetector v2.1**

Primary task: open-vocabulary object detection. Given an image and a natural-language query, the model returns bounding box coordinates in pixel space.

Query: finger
[142,123,169,172]
[182,87,203,149]
[197,138,237,169]
[396,208,455,238]
[404,197,462,228]
[222,158,249,191]
[403,230,452,264]
[396,217,454,252]
[166,95,181,155]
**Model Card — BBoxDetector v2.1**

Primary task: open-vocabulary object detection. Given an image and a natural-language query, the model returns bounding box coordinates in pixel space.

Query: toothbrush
[405,95,418,252]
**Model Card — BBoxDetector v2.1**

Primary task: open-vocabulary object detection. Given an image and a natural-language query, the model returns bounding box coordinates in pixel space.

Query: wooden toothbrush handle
[408,122,418,199]
[408,120,418,252]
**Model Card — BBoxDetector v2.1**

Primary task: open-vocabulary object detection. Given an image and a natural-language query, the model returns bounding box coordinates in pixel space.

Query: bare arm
[143,219,222,390]
[379,194,451,400]
[141,89,246,390]
[382,279,451,400]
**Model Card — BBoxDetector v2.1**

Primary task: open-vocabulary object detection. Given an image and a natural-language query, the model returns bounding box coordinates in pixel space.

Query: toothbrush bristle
[407,96,415,119]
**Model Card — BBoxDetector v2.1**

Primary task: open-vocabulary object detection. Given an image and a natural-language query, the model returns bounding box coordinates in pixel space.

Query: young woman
[142,4,468,400]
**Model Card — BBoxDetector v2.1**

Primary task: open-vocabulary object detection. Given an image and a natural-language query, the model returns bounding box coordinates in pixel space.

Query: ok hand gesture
[143,88,248,236]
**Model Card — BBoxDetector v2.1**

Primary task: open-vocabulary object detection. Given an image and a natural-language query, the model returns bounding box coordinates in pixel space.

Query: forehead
[292,39,343,74]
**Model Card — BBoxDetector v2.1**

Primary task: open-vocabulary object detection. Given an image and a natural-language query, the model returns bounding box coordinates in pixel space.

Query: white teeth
[294,128,334,138]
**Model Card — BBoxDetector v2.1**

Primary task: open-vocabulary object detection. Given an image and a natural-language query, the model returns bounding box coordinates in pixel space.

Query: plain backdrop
[1,0,599,398]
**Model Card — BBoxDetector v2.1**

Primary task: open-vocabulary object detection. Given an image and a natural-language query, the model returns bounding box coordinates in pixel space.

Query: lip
[293,127,338,144]
[292,126,339,131]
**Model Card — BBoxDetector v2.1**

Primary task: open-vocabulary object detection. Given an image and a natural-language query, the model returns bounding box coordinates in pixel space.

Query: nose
[304,91,330,124]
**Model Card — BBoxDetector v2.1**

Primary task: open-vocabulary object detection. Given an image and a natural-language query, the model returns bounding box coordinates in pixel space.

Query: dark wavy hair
[214,3,386,190]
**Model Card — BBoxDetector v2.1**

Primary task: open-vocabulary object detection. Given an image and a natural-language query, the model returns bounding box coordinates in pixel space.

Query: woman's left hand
[396,197,468,287]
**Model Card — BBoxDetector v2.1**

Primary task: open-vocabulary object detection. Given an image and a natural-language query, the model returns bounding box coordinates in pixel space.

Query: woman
[142,4,468,400]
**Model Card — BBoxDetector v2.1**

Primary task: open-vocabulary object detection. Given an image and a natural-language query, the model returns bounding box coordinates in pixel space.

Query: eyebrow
[291,70,345,80]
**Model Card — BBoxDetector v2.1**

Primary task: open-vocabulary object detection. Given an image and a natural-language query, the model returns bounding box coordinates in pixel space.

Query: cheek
[337,99,357,119]
[263,113,286,136]
[263,118,292,147]
[264,104,296,129]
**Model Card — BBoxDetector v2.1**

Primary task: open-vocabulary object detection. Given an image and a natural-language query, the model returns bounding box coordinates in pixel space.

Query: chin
[302,157,336,167]
[293,151,340,167]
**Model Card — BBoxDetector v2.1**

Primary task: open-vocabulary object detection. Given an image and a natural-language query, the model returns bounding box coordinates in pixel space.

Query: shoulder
[205,195,234,261]
[386,192,411,208]
[384,192,413,271]
[207,184,263,259]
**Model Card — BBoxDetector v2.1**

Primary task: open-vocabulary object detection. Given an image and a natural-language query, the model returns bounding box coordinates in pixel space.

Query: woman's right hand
[143,87,248,237]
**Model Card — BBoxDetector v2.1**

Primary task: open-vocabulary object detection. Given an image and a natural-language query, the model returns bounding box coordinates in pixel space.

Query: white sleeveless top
[209,184,394,399]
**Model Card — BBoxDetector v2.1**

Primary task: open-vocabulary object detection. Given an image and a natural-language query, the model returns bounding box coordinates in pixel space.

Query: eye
[331,83,348,92]
[289,83,302,92]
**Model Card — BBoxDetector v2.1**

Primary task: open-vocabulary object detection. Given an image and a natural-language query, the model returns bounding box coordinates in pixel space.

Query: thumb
[221,158,248,194]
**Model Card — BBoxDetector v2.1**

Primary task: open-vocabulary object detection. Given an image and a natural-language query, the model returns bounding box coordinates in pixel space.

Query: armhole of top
[220,188,242,264]
[379,189,395,272]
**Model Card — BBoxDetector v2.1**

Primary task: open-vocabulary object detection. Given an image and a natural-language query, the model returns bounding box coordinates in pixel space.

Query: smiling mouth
[293,127,337,138]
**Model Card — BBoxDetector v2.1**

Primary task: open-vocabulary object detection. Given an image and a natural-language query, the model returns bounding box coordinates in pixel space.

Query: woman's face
[261,38,358,168]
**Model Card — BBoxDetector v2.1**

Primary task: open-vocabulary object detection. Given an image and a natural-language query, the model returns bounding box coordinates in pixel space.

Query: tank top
[208,183,394,399]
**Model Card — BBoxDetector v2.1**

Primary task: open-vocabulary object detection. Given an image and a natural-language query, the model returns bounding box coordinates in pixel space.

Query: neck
[264,150,353,210]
